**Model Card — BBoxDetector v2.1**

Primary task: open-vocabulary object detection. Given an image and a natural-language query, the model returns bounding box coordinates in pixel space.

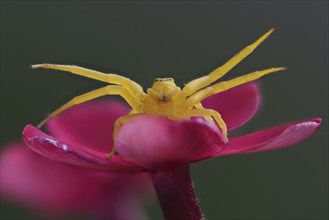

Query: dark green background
[1,2,328,220]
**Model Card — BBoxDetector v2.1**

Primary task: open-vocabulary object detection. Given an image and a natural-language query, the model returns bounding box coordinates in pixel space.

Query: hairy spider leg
[174,28,275,103]
[31,64,144,100]
[194,103,213,123]
[184,67,287,109]
[37,85,140,128]
[108,112,142,158]
[185,108,228,143]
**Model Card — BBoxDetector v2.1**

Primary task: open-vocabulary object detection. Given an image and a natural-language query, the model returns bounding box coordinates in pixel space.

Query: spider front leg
[108,112,141,158]
[31,64,143,99]
[37,85,141,128]
[185,108,228,143]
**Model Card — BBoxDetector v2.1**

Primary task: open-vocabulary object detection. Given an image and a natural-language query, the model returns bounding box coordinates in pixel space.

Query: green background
[1,2,328,220]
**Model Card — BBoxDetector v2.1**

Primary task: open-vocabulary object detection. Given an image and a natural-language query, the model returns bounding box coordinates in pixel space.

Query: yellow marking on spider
[32,28,286,158]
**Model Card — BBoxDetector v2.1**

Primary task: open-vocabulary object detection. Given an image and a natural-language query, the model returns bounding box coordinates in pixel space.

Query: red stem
[150,164,204,220]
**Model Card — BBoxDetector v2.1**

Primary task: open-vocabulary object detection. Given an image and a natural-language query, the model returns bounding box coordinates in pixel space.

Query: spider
[32,28,286,157]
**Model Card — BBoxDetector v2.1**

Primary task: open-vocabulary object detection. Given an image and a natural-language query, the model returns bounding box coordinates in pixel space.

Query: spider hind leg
[194,103,213,123]
[108,112,141,158]
[185,108,228,143]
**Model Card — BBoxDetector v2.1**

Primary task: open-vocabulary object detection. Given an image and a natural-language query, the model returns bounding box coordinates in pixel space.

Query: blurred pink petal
[0,143,151,219]
[115,116,226,169]
[217,118,321,156]
[202,82,260,131]
[47,100,130,153]
[23,125,143,172]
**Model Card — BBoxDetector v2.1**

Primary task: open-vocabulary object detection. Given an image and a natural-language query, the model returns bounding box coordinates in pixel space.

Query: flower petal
[0,143,151,216]
[115,115,226,170]
[202,82,260,131]
[217,118,321,156]
[23,125,143,171]
[46,100,130,153]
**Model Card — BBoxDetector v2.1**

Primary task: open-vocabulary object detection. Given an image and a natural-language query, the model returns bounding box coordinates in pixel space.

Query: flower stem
[150,164,204,220]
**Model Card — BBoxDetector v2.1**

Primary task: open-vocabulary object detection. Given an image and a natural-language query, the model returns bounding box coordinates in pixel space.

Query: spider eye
[154,78,173,82]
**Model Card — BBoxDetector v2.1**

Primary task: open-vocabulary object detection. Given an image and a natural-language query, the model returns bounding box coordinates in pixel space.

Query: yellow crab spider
[31,28,286,158]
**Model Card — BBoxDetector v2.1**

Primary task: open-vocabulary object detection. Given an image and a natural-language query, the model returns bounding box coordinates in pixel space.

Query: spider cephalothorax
[146,78,181,102]
[32,28,286,157]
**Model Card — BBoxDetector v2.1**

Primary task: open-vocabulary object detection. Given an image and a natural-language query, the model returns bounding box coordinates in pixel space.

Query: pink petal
[217,118,321,156]
[115,115,226,170]
[0,143,151,216]
[23,125,143,172]
[46,100,130,153]
[202,82,260,131]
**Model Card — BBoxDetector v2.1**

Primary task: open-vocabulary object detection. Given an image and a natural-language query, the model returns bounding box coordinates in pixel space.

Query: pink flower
[21,82,321,220]
[0,101,152,220]
[23,83,320,171]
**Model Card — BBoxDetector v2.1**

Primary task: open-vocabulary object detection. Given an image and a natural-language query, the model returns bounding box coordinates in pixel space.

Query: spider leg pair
[173,28,279,103]
[31,64,147,157]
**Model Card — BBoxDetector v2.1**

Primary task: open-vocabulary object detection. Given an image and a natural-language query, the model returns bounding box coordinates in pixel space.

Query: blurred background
[1,2,328,220]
